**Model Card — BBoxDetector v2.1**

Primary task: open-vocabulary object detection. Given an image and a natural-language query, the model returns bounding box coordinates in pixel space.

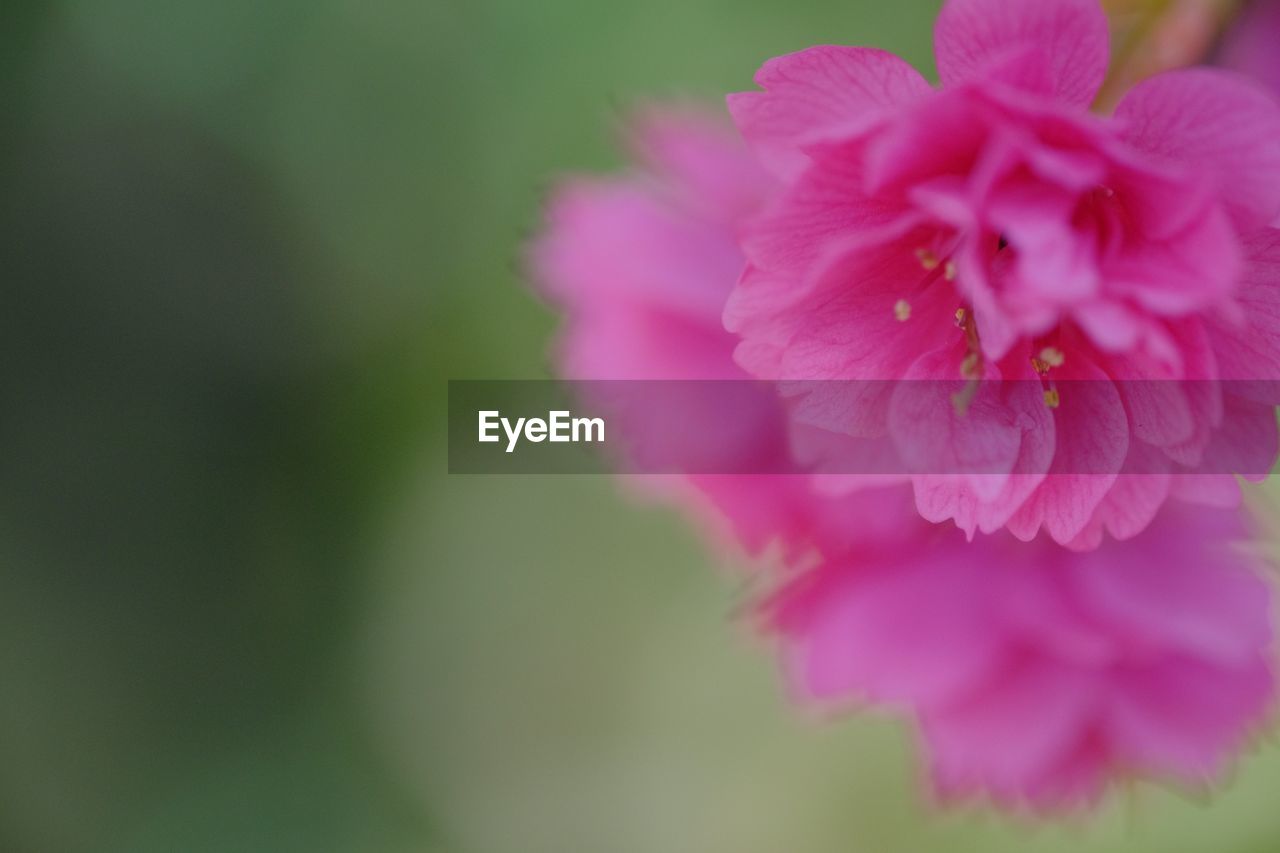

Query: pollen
[952,383,977,416]
[1039,347,1065,368]
[915,248,941,271]
[1031,346,1064,375]
[1044,388,1061,409]
[954,308,967,327]
[894,299,912,322]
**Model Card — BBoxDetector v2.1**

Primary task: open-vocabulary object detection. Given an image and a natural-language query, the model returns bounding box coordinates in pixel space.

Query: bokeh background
[5,0,1280,850]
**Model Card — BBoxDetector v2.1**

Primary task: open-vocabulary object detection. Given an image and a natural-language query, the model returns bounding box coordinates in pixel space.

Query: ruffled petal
[1117,69,1280,231]
[1005,355,1128,545]
[728,46,932,179]
[934,0,1110,106]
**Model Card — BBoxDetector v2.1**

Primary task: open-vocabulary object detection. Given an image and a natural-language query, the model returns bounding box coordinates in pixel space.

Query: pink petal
[1064,442,1171,550]
[1219,0,1280,97]
[1116,68,1280,231]
[861,88,989,195]
[1169,474,1242,509]
[1144,320,1226,469]
[732,221,955,383]
[736,148,909,279]
[909,367,1056,539]
[1208,228,1280,381]
[1106,656,1273,779]
[1192,393,1280,481]
[535,181,744,324]
[923,661,1096,801]
[1005,357,1128,545]
[727,214,925,337]
[1073,514,1271,663]
[776,555,1004,707]
[933,0,1110,106]
[628,105,776,223]
[889,347,1033,493]
[1115,378,1195,449]
[1105,201,1242,316]
[727,46,932,179]
[989,178,1101,306]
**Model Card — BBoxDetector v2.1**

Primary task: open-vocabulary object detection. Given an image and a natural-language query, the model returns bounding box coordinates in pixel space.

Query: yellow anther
[952,382,978,417]
[1038,346,1065,368]
[894,299,912,322]
[1044,388,1061,409]
[954,308,967,327]
[944,260,958,281]
[915,248,940,271]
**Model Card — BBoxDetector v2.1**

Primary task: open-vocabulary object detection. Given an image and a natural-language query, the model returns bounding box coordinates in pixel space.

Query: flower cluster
[532,0,1280,811]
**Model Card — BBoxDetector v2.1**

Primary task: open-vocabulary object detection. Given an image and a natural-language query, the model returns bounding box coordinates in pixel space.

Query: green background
[4,0,1279,850]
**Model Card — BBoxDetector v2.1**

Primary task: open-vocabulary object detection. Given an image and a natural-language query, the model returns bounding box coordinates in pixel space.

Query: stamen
[1031,346,1065,376]
[952,382,979,417]
[915,248,940,271]
[894,299,912,322]
[952,308,984,416]
[1044,388,1061,409]
[1038,347,1065,368]
[944,260,958,282]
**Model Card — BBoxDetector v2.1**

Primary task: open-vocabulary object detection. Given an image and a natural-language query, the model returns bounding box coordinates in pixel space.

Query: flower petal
[727,46,932,179]
[924,661,1096,802]
[773,555,1003,707]
[909,357,1055,538]
[628,105,777,223]
[1107,656,1273,779]
[1005,355,1128,545]
[1064,442,1171,551]
[1208,228,1280,381]
[1116,68,1280,231]
[1073,510,1270,663]
[934,0,1109,106]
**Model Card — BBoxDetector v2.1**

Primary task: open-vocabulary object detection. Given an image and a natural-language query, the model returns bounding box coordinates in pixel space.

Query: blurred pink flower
[533,107,770,383]
[531,108,852,555]
[1220,1,1280,102]
[727,0,1280,548]
[769,499,1275,810]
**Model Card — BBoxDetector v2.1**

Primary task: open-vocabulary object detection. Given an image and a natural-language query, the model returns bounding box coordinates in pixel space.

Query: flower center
[898,240,1066,413]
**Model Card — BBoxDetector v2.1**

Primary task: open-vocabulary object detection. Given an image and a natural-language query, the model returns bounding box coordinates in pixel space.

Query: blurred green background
[4,0,1280,850]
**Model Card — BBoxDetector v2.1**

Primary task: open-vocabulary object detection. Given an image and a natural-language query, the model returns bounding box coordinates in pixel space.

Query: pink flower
[768,499,1275,810]
[532,103,1277,811]
[533,106,771,384]
[532,107,853,554]
[727,0,1280,548]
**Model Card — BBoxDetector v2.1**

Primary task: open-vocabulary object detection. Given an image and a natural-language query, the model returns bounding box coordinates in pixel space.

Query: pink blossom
[768,499,1275,810]
[532,105,1276,810]
[726,0,1280,548]
[531,107,848,554]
